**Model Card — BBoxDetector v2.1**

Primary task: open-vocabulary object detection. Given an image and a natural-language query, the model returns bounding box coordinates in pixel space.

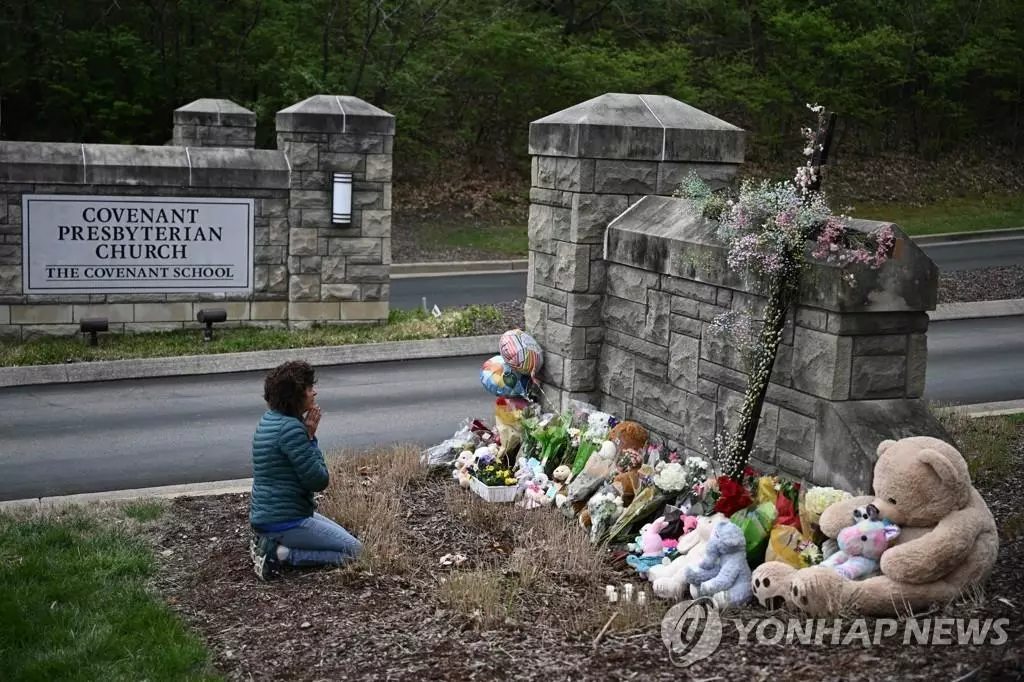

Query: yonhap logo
[660,598,724,668]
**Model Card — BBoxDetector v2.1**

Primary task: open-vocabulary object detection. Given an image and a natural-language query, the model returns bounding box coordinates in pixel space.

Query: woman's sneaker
[251,533,281,581]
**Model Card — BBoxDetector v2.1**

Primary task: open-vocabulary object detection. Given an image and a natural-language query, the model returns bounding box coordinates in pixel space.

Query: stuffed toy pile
[752,436,999,616]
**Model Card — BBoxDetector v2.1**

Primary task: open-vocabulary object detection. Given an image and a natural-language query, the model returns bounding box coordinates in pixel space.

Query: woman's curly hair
[263,360,316,418]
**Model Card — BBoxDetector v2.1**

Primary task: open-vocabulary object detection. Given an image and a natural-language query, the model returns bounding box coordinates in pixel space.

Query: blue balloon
[480,355,531,397]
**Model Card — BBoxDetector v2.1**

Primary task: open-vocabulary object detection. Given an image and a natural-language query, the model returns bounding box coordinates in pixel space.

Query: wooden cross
[806,111,837,194]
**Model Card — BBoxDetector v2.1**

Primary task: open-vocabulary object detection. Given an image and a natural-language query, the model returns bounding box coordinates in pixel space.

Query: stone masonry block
[322,284,360,301]
[563,358,598,392]
[362,210,391,238]
[791,326,853,400]
[289,275,321,301]
[282,141,319,170]
[645,290,670,345]
[365,155,392,182]
[320,152,365,174]
[289,228,319,256]
[11,305,72,324]
[594,160,658,194]
[321,257,346,283]
[853,335,907,356]
[251,301,289,320]
[906,333,927,398]
[0,304,8,325]
[529,203,571,255]
[565,293,602,326]
[338,302,388,320]
[606,264,659,304]
[777,408,816,460]
[347,264,389,283]
[530,187,574,209]
[603,296,646,336]
[599,344,636,402]
[850,355,907,399]
[291,190,330,210]
[670,313,702,338]
[604,329,665,362]
[288,302,341,321]
[669,332,699,388]
[329,135,385,154]
[571,193,629,244]
[329,238,383,264]
[133,302,192,323]
[555,241,590,292]
[539,320,587,359]
[532,156,558,189]
[660,275,718,304]
[633,372,688,424]
[72,304,134,323]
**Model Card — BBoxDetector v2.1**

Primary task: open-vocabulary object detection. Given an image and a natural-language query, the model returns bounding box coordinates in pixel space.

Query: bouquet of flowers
[471,450,518,487]
[800,485,852,544]
[569,411,616,476]
[534,412,572,476]
[587,492,624,545]
[652,456,711,494]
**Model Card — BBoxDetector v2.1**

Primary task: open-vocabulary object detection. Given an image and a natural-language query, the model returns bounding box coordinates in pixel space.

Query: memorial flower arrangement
[472,451,517,487]
[677,104,897,479]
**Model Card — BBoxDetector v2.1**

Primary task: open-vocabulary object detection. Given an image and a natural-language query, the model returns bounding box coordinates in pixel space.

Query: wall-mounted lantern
[332,172,352,225]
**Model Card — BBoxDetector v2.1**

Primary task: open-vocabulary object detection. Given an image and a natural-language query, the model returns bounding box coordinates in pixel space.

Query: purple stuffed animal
[821,517,900,580]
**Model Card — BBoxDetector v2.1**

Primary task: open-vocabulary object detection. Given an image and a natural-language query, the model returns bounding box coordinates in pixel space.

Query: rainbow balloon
[480,355,531,398]
[499,329,543,377]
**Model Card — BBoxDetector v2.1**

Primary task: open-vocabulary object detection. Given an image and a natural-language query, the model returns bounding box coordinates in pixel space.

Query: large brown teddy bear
[751,436,998,616]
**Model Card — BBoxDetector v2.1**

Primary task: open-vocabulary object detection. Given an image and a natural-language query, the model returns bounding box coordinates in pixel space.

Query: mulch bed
[939,266,1024,303]
[150,441,1024,681]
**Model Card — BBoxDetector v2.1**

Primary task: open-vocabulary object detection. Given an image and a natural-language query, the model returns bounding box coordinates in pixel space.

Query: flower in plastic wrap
[585,412,614,442]
[803,486,852,515]
[587,492,624,544]
[798,540,823,567]
[616,448,644,473]
[652,462,689,492]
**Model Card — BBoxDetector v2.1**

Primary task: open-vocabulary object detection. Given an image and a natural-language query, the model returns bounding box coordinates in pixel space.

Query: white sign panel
[22,194,254,294]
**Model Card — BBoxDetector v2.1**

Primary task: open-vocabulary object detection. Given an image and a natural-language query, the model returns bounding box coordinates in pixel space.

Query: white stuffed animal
[649,513,727,600]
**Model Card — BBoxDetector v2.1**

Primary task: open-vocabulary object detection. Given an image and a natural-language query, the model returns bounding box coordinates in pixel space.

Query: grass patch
[0,506,217,681]
[853,193,1024,236]
[119,501,167,523]
[319,444,429,574]
[321,445,663,634]
[933,408,1023,486]
[0,306,502,368]
[414,220,528,257]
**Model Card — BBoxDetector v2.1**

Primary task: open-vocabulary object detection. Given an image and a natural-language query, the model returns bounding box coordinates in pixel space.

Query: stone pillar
[525,93,746,410]
[172,99,257,148]
[275,95,394,326]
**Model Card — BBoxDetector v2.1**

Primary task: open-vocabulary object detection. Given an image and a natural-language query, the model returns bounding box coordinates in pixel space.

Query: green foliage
[0,305,506,367]
[0,508,218,681]
[0,0,1021,170]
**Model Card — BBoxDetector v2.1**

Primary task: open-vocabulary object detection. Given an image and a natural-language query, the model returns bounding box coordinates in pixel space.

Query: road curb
[934,399,1024,418]
[912,227,1024,245]
[0,334,500,389]
[391,259,528,278]
[929,299,1024,322]
[0,478,254,511]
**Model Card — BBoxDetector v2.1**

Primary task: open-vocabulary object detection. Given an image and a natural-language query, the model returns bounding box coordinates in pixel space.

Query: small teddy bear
[684,519,752,609]
[820,517,900,581]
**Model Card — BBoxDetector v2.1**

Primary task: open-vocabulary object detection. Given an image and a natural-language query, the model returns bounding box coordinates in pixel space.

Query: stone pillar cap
[276,95,395,135]
[529,93,745,163]
[173,99,257,127]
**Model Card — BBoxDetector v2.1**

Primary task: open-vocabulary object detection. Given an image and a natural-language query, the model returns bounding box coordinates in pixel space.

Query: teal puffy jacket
[249,409,330,527]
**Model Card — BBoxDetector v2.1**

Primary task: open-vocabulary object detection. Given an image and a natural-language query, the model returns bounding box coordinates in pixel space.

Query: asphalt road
[1,316,1021,500]
[0,356,496,501]
[392,238,1024,310]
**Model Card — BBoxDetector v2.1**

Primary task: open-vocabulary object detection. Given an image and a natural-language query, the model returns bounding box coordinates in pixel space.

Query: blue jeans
[261,513,362,567]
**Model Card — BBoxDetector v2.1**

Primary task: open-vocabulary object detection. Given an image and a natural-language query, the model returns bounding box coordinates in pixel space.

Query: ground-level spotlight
[196,308,227,342]
[80,317,108,347]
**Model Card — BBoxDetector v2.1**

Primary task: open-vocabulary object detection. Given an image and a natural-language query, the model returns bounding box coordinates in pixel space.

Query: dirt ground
[149,436,1024,682]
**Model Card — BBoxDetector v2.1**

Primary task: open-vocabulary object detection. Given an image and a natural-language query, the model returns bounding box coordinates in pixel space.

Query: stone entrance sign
[22,195,254,294]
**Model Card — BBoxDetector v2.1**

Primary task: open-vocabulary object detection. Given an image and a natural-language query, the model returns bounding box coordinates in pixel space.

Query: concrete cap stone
[604,194,939,313]
[276,95,395,135]
[0,141,85,184]
[529,93,745,163]
[84,144,191,186]
[188,147,289,189]
[173,98,257,128]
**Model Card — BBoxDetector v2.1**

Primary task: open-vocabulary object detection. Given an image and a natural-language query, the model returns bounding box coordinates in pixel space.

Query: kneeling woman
[249,360,362,580]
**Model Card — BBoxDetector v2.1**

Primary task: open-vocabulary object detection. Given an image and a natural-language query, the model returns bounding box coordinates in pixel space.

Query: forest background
[2,0,1022,253]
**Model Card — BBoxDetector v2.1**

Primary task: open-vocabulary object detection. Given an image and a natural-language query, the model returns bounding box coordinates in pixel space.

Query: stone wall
[0,95,394,339]
[526,94,946,493]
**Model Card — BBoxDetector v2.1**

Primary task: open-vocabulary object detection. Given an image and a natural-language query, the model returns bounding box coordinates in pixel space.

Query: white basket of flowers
[468,449,519,503]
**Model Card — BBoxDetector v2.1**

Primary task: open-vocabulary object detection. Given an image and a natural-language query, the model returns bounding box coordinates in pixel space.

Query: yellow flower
[504,477,517,485]
[486,465,495,471]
